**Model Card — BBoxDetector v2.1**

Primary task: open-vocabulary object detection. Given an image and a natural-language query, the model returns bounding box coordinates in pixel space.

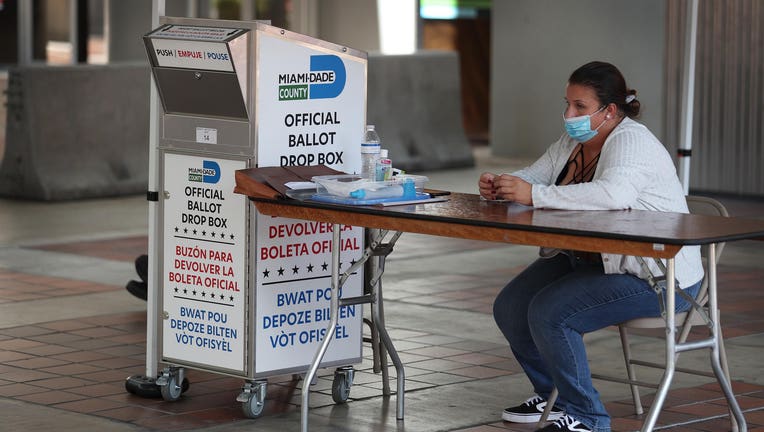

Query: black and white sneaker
[502,394,563,423]
[535,414,593,432]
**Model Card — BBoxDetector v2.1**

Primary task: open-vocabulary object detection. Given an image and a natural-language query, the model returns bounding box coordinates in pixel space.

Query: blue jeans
[493,253,701,432]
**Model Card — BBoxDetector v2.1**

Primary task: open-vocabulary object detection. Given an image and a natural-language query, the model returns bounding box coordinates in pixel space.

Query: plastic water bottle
[361,125,381,180]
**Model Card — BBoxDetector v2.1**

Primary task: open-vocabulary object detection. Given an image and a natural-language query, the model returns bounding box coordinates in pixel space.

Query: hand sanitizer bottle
[375,149,392,181]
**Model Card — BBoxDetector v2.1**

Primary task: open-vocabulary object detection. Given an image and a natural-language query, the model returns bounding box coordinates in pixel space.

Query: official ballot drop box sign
[145,17,366,378]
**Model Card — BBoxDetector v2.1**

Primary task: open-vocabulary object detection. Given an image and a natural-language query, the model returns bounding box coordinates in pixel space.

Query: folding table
[235,175,764,432]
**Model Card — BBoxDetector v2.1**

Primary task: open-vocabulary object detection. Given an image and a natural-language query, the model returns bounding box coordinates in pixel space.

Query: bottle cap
[366,125,375,130]
[379,149,388,158]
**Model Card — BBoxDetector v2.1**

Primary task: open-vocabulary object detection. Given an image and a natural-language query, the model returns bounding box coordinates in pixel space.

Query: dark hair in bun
[569,61,641,118]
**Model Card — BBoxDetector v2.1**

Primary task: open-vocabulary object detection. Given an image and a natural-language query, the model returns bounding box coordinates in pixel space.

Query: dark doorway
[421,2,490,144]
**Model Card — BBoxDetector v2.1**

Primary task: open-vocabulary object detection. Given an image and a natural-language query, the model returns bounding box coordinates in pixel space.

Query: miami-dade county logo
[278,55,346,101]
[188,160,221,184]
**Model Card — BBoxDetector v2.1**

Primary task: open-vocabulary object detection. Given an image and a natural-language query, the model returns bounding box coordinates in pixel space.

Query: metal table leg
[641,259,677,432]
[706,244,746,431]
[640,253,747,431]
[301,223,343,432]
[300,227,407,431]
[367,230,405,419]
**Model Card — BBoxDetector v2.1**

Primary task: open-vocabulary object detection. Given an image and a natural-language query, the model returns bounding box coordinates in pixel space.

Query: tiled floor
[0,239,521,430]
[28,235,149,263]
[2,231,764,431]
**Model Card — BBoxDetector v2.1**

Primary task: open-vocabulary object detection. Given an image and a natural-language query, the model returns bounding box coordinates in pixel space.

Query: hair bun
[625,89,637,104]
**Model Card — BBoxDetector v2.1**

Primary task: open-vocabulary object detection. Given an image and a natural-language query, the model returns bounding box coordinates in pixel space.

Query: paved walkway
[1,152,764,431]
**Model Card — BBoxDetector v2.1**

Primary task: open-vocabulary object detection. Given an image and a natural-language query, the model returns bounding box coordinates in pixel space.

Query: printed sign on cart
[162,154,247,373]
[255,219,363,373]
[257,33,365,172]
[151,38,235,72]
[253,32,366,373]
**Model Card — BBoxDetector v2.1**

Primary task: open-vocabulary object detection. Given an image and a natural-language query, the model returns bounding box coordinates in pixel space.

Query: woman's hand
[478,172,498,200]
[493,174,533,205]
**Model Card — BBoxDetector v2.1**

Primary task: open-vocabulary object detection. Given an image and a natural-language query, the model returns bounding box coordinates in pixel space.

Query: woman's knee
[527,292,566,341]
[494,256,573,338]
[493,283,519,326]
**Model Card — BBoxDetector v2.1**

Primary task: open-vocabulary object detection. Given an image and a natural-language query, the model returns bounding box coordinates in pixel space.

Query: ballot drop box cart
[131,17,367,417]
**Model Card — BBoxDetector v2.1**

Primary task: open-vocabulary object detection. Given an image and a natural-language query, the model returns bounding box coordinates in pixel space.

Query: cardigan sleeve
[510,136,566,186]
[530,123,670,210]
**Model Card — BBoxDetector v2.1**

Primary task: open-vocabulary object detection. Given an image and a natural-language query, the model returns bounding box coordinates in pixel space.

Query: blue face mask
[563,106,606,142]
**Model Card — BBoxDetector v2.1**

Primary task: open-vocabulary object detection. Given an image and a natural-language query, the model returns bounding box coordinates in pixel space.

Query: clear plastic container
[312,174,429,198]
[311,174,369,197]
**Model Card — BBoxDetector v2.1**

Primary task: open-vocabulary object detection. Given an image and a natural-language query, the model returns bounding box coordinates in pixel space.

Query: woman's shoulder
[614,117,653,135]
[603,118,675,165]
[607,117,662,147]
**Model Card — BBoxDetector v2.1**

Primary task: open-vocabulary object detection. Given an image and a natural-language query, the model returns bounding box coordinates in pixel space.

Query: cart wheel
[239,380,267,419]
[127,375,189,399]
[125,375,162,398]
[332,372,351,404]
[242,391,266,418]
[160,373,183,401]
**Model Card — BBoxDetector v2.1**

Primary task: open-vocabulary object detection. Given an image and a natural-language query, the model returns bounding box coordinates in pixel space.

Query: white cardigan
[511,117,704,288]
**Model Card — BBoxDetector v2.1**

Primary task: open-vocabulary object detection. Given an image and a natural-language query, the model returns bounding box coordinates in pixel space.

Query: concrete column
[17,0,33,64]
[107,0,152,62]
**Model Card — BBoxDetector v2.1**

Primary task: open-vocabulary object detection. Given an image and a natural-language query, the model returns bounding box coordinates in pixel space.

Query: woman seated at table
[479,61,703,432]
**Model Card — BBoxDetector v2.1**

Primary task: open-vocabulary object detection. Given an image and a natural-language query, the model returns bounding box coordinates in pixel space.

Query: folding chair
[541,196,737,431]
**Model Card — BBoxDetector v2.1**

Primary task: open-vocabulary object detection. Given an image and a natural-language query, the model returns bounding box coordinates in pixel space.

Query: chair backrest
[686,195,729,261]
[623,195,730,330]
[683,195,729,321]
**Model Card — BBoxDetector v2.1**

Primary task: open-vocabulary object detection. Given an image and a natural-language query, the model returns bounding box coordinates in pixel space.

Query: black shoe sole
[126,280,148,301]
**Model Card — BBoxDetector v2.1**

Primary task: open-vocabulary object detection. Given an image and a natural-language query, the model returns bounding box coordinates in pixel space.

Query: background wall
[316,0,380,52]
[490,0,666,158]
[11,0,763,196]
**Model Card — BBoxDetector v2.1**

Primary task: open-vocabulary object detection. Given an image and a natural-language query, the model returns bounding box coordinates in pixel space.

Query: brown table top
[234,172,764,259]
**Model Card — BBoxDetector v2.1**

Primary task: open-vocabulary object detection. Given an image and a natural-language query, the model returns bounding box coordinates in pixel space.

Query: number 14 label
[196,127,218,144]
